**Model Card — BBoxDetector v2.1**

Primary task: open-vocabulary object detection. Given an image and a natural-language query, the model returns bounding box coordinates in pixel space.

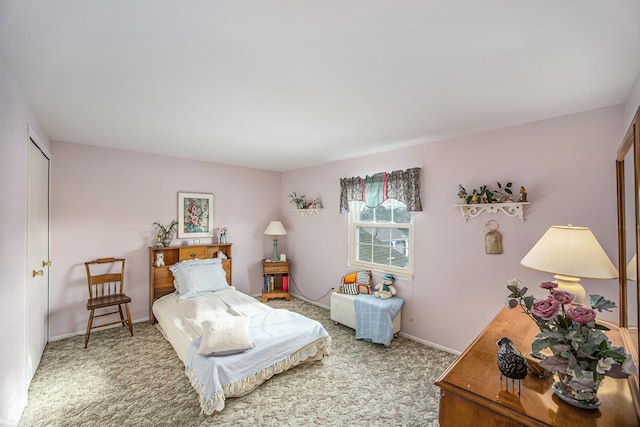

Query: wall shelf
[296,208,323,218]
[456,202,529,222]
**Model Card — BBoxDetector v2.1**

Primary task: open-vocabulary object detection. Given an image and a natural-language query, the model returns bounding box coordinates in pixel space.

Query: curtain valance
[339,167,422,213]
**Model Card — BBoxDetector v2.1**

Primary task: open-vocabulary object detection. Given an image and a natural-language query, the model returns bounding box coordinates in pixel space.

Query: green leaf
[590,294,617,312]
[524,295,535,310]
[531,338,550,353]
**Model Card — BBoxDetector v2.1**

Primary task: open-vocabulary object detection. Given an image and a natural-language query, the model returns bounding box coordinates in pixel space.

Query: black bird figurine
[496,337,528,395]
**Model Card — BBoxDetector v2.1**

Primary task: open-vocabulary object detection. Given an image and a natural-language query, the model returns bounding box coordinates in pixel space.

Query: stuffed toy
[154,252,165,267]
[374,274,397,299]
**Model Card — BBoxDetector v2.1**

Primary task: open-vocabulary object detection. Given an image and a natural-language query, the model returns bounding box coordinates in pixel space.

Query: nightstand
[262,260,291,303]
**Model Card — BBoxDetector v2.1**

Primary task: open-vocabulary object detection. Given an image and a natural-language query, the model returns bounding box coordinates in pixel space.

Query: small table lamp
[520,225,618,303]
[264,220,287,262]
[627,254,637,282]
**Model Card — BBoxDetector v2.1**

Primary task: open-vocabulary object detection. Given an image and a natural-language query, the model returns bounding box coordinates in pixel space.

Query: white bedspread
[152,290,331,414]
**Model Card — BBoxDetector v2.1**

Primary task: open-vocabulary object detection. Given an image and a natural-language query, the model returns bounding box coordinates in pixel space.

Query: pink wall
[0,60,52,424]
[281,106,624,353]
[49,142,282,338]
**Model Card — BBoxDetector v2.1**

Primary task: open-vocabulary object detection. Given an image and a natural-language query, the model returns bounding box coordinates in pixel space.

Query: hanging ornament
[484,220,503,254]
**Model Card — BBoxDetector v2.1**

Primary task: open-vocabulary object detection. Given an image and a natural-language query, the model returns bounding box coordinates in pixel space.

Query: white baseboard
[48,317,149,342]
[396,331,460,355]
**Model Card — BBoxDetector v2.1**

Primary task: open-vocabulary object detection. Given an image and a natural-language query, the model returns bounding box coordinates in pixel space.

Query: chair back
[85,257,126,299]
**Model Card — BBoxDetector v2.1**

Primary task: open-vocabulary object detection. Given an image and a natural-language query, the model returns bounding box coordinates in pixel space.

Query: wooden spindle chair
[84,257,133,348]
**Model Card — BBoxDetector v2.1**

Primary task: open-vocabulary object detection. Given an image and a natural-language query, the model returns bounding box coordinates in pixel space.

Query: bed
[151,255,331,414]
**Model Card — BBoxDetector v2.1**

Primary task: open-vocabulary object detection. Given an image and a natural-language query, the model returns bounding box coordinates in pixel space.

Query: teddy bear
[154,252,165,267]
[374,274,397,299]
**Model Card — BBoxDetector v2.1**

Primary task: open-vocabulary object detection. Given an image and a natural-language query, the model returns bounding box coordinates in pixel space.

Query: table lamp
[520,224,618,303]
[627,254,637,282]
[264,220,287,262]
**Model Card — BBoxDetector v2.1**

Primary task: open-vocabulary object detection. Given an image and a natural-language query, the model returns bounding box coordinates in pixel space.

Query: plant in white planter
[153,220,178,247]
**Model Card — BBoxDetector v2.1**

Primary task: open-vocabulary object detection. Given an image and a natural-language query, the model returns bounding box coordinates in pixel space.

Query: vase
[218,235,226,244]
[162,238,172,247]
[552,371,602,409]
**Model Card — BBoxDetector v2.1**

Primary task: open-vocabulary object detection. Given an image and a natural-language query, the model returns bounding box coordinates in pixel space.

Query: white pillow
[198,317,255,356]
[170,258,223,295]
[171,260,229,299]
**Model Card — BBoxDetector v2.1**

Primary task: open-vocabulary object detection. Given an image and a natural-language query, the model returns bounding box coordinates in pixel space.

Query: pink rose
[566,305,596,324]
[532,298,560,320]
[551,290,575,305]
[540,281,558,290]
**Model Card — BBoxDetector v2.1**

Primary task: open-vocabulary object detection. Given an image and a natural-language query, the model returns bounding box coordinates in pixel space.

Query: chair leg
[118,304,125,327]
[125,303,133,336]
[85,309,95,349]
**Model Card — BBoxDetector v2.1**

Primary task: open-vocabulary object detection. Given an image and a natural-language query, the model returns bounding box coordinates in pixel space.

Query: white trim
[48,318,149,342]
[396,331,460,355]
[27,125,51,160]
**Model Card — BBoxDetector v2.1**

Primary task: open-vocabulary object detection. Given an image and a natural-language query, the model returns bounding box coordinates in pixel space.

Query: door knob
[32,269,44,277]
[43,260,52,267]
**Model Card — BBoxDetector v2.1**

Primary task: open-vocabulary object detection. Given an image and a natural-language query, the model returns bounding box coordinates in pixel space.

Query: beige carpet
[19,297,457,427]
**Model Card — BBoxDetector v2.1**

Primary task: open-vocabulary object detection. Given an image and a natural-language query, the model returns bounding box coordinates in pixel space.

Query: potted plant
[288,192,307,209]
[153,220,178,247]
[504,279,635,408]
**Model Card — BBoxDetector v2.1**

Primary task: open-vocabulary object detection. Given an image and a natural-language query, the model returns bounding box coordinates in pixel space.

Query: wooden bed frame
[148,243,233,323]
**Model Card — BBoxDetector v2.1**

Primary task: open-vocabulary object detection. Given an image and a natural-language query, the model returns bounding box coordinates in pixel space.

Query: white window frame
[347,200,414,278]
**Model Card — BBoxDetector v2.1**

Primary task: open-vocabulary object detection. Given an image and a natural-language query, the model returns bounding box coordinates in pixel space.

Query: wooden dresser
[148,243,232,323]
[435,308,639,426]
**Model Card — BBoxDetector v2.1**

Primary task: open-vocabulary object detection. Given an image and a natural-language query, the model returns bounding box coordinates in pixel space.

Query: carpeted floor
[19,297,457,427]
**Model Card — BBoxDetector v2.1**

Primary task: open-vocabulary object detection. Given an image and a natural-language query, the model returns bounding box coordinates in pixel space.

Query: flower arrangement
[504,278,636,381]
[214,227,228,242]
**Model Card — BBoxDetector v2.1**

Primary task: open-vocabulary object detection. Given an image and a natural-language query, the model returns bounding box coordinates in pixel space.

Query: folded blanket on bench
[354,294,404,346]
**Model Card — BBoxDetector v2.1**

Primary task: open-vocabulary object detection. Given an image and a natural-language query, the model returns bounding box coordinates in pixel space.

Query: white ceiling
[1,1,639,172]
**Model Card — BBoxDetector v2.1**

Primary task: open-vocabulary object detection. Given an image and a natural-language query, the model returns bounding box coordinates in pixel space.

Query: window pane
[358,226,374,244]
[392,203,411,224]
[350,199,413,275]
[358,205,374,222]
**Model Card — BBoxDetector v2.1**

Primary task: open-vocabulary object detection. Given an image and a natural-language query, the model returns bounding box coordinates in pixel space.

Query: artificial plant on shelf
[458,181,514,204]
[153,220,178,247]
[288,192,307,209]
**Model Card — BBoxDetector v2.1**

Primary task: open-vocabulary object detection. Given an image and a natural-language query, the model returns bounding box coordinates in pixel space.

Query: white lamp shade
[627,254,637,282]
[520,225,618,280]
[264,220,287,236]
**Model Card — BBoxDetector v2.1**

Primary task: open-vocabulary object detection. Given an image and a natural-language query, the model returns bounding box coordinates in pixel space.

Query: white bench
[330,292,401,334]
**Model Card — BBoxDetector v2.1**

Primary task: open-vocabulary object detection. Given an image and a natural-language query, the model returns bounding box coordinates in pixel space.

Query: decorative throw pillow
[340,283,359,295]
[198,317,255,356]
[357,284,371,294]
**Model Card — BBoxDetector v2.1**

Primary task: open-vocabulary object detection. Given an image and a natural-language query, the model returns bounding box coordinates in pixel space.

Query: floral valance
[339,167,422,213]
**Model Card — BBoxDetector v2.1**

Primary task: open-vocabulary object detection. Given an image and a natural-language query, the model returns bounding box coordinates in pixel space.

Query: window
[348,199,414,277]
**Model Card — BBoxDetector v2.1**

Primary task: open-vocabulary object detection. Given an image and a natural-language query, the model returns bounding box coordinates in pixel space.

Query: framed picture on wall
[177,192,214,238]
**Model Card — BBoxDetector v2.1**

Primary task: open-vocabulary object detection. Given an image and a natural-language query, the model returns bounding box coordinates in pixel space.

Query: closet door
[26,138,50,385]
